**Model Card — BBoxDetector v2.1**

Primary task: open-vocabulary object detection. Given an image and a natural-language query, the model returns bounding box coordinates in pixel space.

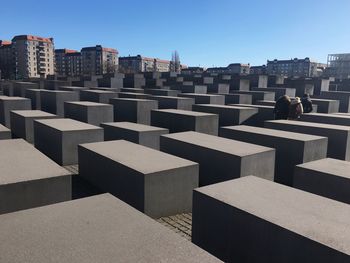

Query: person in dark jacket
[274,95,291,120]
[301,93,313,113]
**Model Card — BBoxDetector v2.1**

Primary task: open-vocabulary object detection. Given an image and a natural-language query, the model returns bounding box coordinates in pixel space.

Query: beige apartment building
[119,55,171,73]
[55,49,81,77]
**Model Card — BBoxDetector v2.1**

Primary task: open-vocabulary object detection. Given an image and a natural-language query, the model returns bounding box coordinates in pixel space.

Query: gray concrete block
[220,93,253,105]
[101,121,169,150]
[44,80,71,90]
[10,110,58,143]
[143,89,179,96]
[192,104,258,126]
[25,89,42,109]
[0,139,71,214]
[160,131,275,186]
[40,90,79,117]
[13,82,39,97]
[34,118,104,165]
[117,92,150,99]
[2,81,14,96]
[206,83,230,94]
[59,86,88,99]
[265,120,350,161]
[251,87,296,100]
[192,176,350,262]
[110,98,158,125]
[319,91,350,113]
[178,85,207,94]
[151,109,219,135]
[0,124,11,139]
[300,113,350,126]
[311,98,339,113]
[220,125,328,186]
[179,93,225,105]
[64,101,113,126]
[120,87,145,93]
[0,96,31,128]
[294,158,350,204]
[229,90,275,103]
[149,95,195,110]
[231,104,275,127]
[0,193,220,262]
[255,100,276,106]
[78,140,199,218]
[80,89,118,103]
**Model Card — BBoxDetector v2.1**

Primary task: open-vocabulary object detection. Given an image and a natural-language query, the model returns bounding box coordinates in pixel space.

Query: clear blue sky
[1,0,350,67]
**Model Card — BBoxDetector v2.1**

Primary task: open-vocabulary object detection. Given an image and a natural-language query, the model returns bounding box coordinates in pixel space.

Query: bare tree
[170,50,181,73]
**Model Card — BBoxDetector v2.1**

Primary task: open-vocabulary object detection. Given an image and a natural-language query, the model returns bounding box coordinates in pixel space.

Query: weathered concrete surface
[220,125,327,186]
[219,93,253,105]
[151,109,219,135]
[319,91,350,113]
[25,89,42,109]
[40,90,79,117]
[300,112,350,126]
[101,121,168,150]
[0,194,220,262]
[311,98,339,113]
[80,89,118,103]
[192,104,258,126]
[294,158,350,204]
[192,176,350,262]
[229,90,275,103]
[148,95,195,110]
[34,118,104,165]
[231,104,275,127]
[0,139,71,214]
[78,140,199,218]
[10,110,58,143]
[0,123,11,139]
[265,120,350,161]
[0,96,31,128]
[179,93,225,105]
[160,131,275,186]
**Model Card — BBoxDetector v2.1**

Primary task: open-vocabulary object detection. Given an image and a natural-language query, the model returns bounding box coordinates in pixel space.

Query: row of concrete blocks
[0,136,349,261]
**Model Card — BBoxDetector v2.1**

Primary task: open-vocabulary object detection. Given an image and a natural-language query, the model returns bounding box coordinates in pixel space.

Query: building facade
[250,65,267,75]
[267,57,325,77]
[326,53,350,79]
[119,55,171,73]
[206,63,250,74]
[0,40,14,79]
[55,49,81,77]
[81,45,118,76]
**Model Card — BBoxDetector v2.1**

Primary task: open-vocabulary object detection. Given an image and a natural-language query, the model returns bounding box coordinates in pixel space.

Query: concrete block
[0,193,219,262]
[44,80,71,90]
[109,98,158,125]
[231,104,275,127]
[255,100,276,106]
[229,90,275,103]
[80,89,118,103]
[10,110,58,143]
[2,81,14,96]
[220,125,328,186]
[34,118,104,165]
[143,89,179,96]
[206,83,230,94]
[178,85,207,94]
[117,92,150,99]
[40,90,79,117]
[101,121,168,150]
[319,91,350,113]
[265,120,350,161]
[13,82,39,97]
[0,139,71,214]
[220,93,253,105]
[179,93,225,105]
[0,124,11,139]
[25,89,41,109]
[300,112,350,126]
[192,176,350,262]
[59,86,88,99]
[151,109,219,135]
[192,104,258,126]
[148,95,194,110]
[294,158,350,204]
[64,101,113,126]
[251,87,296,100]
[0,96,31,128]
[120,87,145,93]
[160,131,275,186]
[311,98,339,113]
[79,140,199,218]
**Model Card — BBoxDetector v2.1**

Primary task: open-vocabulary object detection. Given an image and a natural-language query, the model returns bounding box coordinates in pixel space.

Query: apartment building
[119,55,171,73]
[326,53,350,79]
[267,57,325,77]
[81,45,118,75]
[55,49,81,77]
[11,35,55,79]
[0,40,13,79]
[206,63,250,74]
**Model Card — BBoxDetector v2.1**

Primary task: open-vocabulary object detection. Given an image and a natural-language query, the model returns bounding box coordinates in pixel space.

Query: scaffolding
[327,53,350,79]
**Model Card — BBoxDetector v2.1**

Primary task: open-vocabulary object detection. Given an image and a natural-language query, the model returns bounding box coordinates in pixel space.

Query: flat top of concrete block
[322,91,350,95]
[304,113,350,119]
[266,120,350,131]
[41,90,76,94]
[163,131,274,156]
[11,110,57,118]
[26,88,42,92]
[152,95,193,100]
[311,98,339,102]
[297,158,350,179]
[0,139,70,184]
[0,193,219,262]
[102,122,168,132]
[153,109,217,117]
[83,89,117,94]
[80,140,197,174]
[230,91,275,95]
[0,96,30,101]
[110,98,155,103]
[195,104,257,110]
[230,103,274,109]
[14,81,36,84]
[35,118,103,131]
[60,86,88,90]
[0,124,10,132]
[179,93,223,98]
[222,125,327,142]
[195,176,350,255]
[65,101,112,107]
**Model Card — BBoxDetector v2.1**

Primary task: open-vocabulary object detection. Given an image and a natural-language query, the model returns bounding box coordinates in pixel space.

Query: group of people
[273,94,313,120]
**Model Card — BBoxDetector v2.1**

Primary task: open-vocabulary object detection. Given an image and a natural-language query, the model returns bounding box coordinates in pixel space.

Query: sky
[1,0,350,67]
